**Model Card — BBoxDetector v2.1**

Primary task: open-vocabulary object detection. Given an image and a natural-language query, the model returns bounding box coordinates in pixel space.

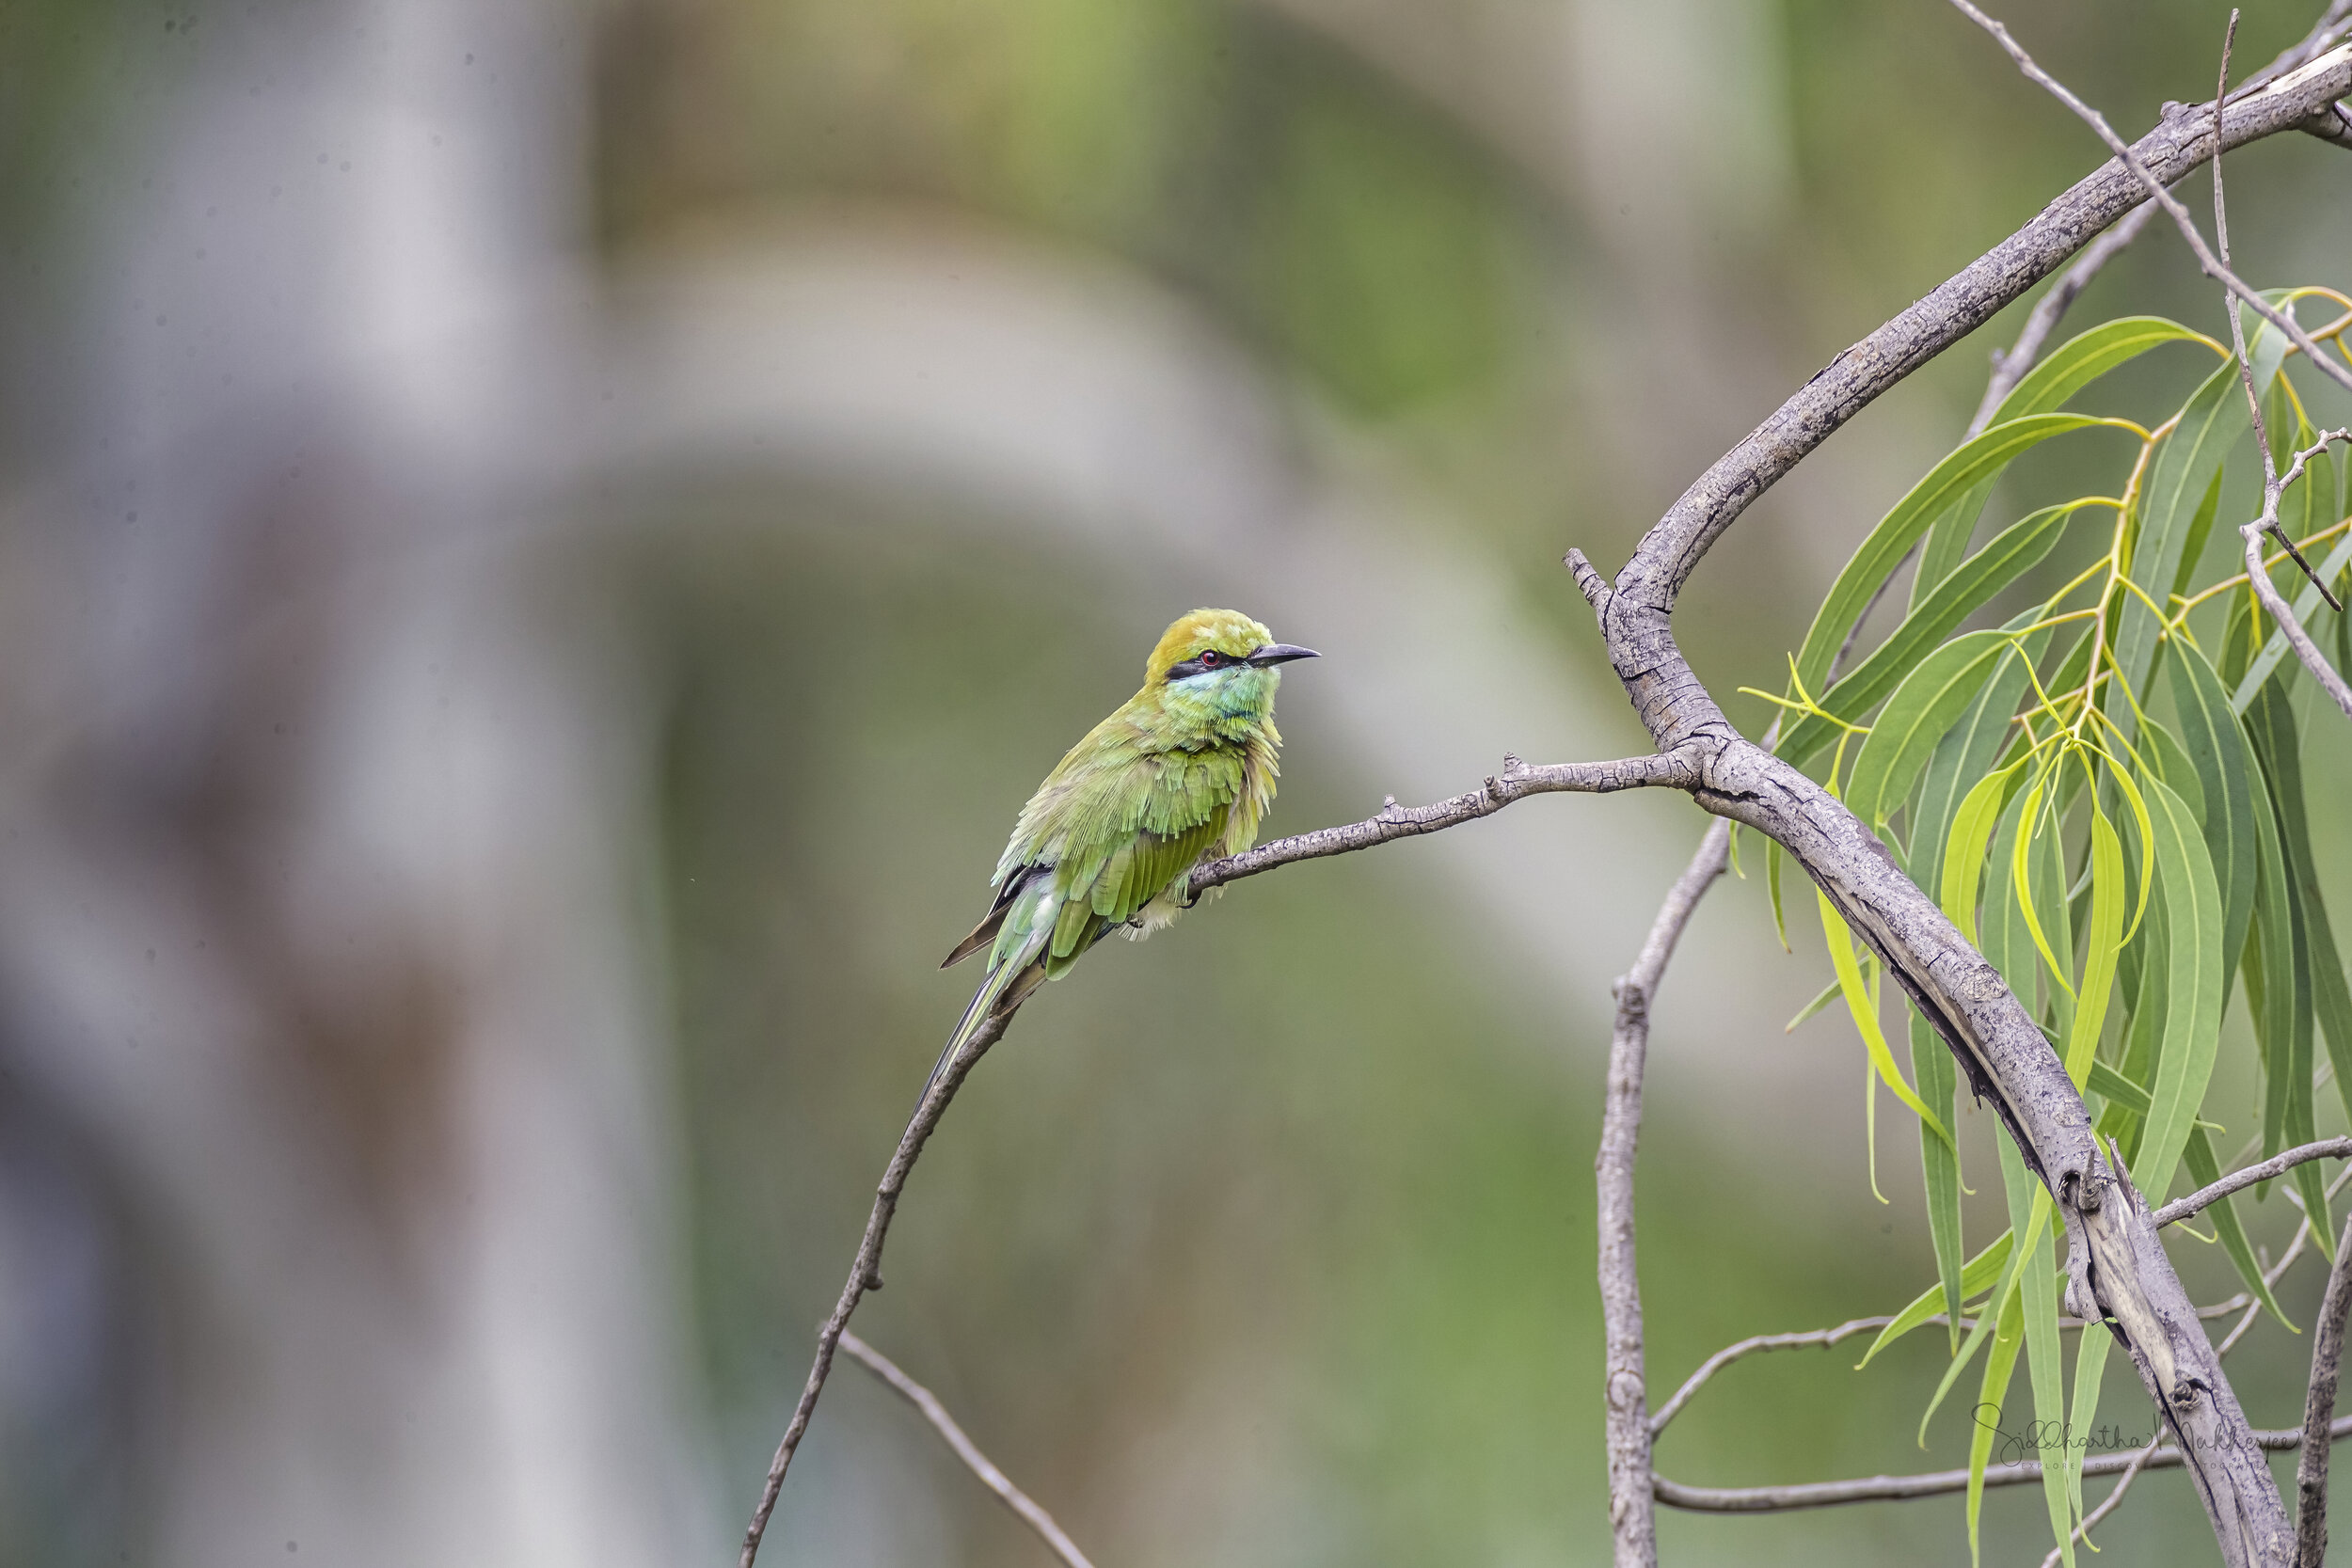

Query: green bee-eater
[927,608,1317,1093]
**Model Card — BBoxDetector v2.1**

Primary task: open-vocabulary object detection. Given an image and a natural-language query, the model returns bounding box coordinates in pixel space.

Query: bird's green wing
[1030,747,1242,971]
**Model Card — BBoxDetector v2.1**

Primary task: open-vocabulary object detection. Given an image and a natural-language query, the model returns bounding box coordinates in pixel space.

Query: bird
[921,608,1318,1103]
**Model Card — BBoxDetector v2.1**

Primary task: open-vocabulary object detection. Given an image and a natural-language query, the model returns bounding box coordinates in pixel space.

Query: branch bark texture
[1597,818,1730,1568]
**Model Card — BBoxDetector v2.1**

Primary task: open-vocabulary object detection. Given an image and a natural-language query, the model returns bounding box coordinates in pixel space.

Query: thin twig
[2295,1212,2352,1566]
[1651,1417,2352,1513]
[838,1331,1098,1568]
[1597,818,1731,1568]
[740,1007,1018,1568]
[1948,1,2352,401]
[2156,1138,2352,1227]
[1190,749,1704,895]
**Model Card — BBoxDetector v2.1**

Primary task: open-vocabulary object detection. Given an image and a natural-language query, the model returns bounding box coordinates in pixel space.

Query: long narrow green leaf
[2112,325,2290,723]
[2065,1329,2110,1539]
[1793,415,2129,696]
[2136,776,2226,1201]
[2171,467,2227,605]
[2087,1059,2152,1115]
[1971,1135,2044,1568]
[1913,623,2049,897]
[2247,751,2296,1162]
[2244,662,2352,1137]
[1781,506,2074,767]
[2183,1126,2293,1329]
[2110,891,2167,1165]
[1982,785,2040,1003]
[2063,809,2125,1087]
[2242,683,2337,1254]
[1819,891,1954,1148]
[1924,1186,2049,1440]
[2019,1144,2072,1565]
[1969,1279,2028,1568]
[1998,316,2217,421]
[1944,763,2024,946]
[1767,837,1789,952]
[1912,1011,1966,1352]
[2013,767,2074,1012]
[1845,630,2013,825]
[1858,1230,2014,1370]
[2166,641,2258,1002]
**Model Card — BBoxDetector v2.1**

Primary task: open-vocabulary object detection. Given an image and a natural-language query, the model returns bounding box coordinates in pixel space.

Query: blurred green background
[0,1,2347,1565]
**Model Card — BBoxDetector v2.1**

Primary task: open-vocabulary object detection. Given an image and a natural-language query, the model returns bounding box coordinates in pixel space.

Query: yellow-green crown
[1144,609,1276,684]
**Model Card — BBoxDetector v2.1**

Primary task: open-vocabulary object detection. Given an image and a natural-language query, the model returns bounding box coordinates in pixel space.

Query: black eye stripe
[1165,652,1232,681]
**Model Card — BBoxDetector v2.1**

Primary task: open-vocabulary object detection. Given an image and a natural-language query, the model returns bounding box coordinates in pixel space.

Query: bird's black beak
[1246,643,1319,667]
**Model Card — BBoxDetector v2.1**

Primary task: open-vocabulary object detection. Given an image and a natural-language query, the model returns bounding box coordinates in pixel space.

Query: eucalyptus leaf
[2112,324,2289,726]
[2165,641,2258,1000]
[1845,630,2013,825]
[1782,506,2073,768]
[1793,415,2131,698]
[2135,776,2226,1201]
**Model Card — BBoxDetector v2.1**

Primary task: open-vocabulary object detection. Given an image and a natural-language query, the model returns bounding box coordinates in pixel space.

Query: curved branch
[2157,1139,2352,1227]
[1188,749,1703,895]
[839,1331,1098,1568]
[739,1006,1019,1568]
[1652,1418,2352,1513]
[1598,818,1731,1568]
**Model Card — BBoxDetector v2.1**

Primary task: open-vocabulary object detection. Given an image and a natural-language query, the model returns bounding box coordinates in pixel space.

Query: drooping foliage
[1755,292,2352,1563]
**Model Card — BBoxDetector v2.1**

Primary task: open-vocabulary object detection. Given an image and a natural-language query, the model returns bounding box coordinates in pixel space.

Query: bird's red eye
[1198,650,1221,666]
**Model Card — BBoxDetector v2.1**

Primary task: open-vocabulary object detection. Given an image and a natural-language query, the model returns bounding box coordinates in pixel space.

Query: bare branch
[1653,1417,2352,1513]
[740,1006,1019,1568]
[1947,2,2352,401]
[1597,818,1731,1568]
[1189,749,1704,895]
[2157,1138,2352,1227]
[838,1331,1099,1568]
[2296,1212,2352,1566]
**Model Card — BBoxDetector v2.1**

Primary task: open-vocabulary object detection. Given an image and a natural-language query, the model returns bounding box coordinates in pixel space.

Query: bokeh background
[1,0,2349,1563]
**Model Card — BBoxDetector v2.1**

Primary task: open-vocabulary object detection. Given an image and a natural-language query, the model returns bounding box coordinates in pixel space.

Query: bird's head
[1143,608,1317,725]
